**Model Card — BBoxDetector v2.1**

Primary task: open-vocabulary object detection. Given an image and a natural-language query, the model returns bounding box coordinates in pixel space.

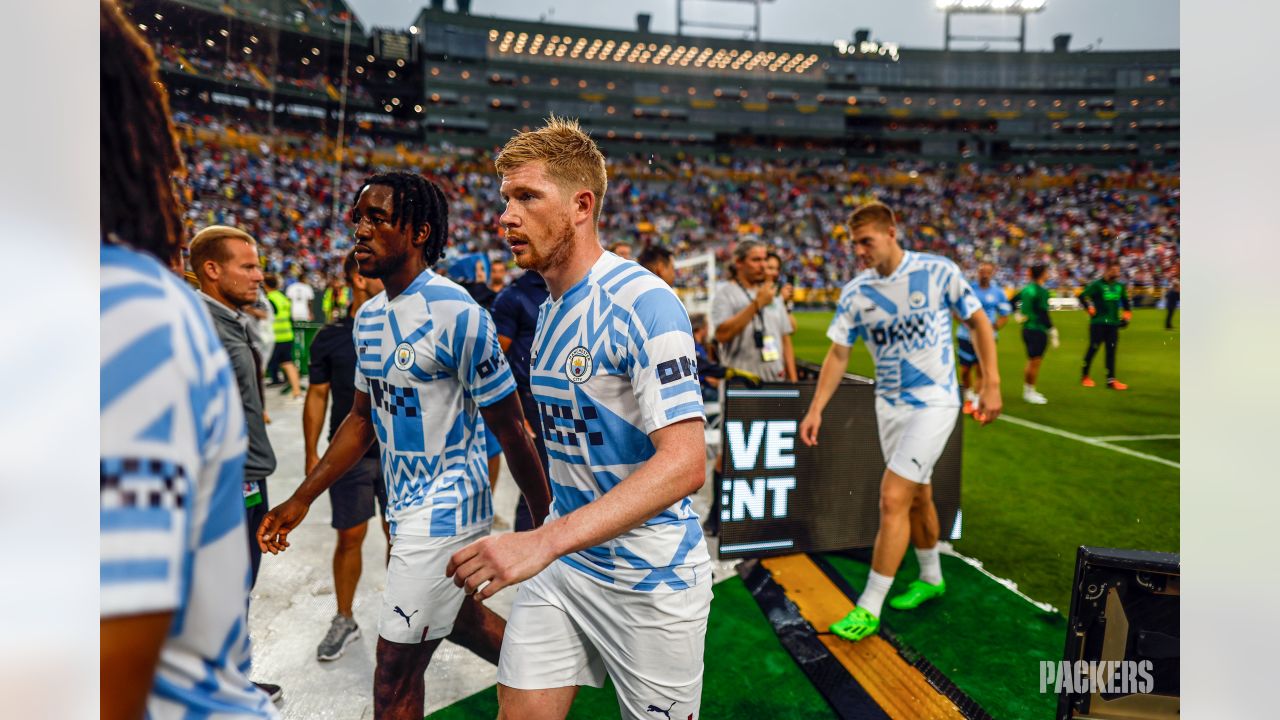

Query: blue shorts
[956,338,977,366]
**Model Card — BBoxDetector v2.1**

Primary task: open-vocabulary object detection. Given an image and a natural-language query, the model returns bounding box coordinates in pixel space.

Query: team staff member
[1078,262,1132,390]
[1016,264,1057,405]
[306,250,391,662]
[264,273,303,399]
[258,172,551,720]
[800,202,1001,643]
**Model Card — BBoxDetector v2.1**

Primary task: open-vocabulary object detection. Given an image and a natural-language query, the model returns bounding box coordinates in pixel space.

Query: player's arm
[101,611,172,720]
[799,341,851,446]
[1121,284,1133,321]
[961,310,1002,424]
[302,383,330,474]
[447,418,704,600]
[258,391,376,553]
[480,392,551,526]
[1079,283,1096,316]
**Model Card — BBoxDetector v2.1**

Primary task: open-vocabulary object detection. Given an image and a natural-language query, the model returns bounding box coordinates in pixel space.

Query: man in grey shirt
[189,225,278,586]
[711,239,797,383]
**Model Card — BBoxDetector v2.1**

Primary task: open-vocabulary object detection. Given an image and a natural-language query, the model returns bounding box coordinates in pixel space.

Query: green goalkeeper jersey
[1018,283,1053,332]
[1079,279,1131,325]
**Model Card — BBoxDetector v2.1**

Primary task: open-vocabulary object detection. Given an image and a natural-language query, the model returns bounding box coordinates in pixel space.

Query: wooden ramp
[746,554,975,720]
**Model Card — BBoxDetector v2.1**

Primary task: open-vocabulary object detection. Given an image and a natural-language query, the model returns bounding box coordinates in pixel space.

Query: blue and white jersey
[101,245,276,719]
[955,282,1012,343]
[828,251,982,409]
[530,252,711,592]
[354,269,516,538]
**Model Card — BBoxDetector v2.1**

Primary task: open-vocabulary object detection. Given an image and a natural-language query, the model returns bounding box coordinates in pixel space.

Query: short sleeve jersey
[101,245,277,719]
[828,251,982,409]
[956,282,1013,342]
[529,252,711,592]
[353,269,516,538]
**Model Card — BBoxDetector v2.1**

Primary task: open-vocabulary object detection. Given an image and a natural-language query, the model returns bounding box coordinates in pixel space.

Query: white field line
[936,541,1059,614]
[1090,434,1180,442]
[998,414,1180,470]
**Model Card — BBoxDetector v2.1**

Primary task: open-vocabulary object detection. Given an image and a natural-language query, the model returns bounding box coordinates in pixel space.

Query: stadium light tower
[936,0,1047,52]
[676,0,776,42]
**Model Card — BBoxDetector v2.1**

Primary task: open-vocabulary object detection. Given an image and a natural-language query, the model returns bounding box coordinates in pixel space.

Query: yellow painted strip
[761,555,965,720]
[691,99,717,110]
[743,101,769,112]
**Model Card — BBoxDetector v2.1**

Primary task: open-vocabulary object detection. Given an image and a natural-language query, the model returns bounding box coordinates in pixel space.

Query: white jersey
[354,269,516,537]
[101,245,276,719]
[828,250,981,409]
[530,252,711,592]
[286,281,315,321]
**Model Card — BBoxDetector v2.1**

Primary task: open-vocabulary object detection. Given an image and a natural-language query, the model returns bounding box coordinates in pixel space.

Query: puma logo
[393,606,418,627]
[911,458,923,471]
[645,700,676,719]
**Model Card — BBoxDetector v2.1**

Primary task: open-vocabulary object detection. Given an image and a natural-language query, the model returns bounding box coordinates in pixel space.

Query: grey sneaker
[317,614,361,661]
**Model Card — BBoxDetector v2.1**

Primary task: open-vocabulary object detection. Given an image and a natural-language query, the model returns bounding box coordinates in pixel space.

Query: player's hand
[974,385,1003,425]
[799,411,822,446]
[1122,310,1132,322]
[304,453,319,476]
[446,528,557,601]
[257,497,310,554]
[754,283,777,310]
[1049,327,1060,349]
[1086,307,1096,317]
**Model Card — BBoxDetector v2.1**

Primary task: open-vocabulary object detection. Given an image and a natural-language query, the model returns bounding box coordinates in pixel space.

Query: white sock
[964,388,978,403]
[1023,383,1037,395]
[857,570,894,618]
[916,546,943,585]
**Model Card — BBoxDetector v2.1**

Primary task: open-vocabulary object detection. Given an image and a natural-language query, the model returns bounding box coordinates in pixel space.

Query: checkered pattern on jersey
[368,378,427,453]
[101,457,188,510]
[540,401,605,447]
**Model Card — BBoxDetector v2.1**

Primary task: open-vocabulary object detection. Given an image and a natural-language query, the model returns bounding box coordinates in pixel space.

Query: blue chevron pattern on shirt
[529,252,710,592]
[101,244,276,719]
[828,251,982,408]
[354,269,515,537]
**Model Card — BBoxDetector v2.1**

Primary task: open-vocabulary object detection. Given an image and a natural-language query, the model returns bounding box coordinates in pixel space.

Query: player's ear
[573,189,595,224]
[414,222,431,250]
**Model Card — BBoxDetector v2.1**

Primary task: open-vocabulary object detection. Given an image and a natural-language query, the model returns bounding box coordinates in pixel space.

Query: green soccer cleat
[888,579,947,611]
[830,606,880,642]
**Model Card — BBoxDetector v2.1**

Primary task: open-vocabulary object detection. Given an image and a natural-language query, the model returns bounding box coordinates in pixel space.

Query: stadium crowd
[175,129,1180,299]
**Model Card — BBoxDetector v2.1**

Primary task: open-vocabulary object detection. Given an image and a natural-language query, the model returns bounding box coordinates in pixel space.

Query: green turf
[821,551,1066,719]
[793,308,1179,612]
[425,575,836,719]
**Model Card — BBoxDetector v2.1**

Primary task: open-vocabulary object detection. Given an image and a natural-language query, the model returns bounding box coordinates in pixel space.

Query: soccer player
[100,1,276,716]
[957,261,1012,415]
[1078,262,1132,390]
[447,117,712,720]
[257,172,552,720]
[1016,264,1058,404]
[305,250,390,661]
[798,202,1002,643]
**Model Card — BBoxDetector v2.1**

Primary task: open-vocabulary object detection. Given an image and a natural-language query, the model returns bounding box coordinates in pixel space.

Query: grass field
[791,308,1180,612]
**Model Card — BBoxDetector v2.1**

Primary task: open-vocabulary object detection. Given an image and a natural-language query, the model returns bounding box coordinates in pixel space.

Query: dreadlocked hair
[100,0,186,261]
[353,172,450,266]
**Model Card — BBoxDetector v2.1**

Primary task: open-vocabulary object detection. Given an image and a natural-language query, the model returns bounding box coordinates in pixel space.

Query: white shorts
[875,399,959,485]
[378,530,486,644]
[497,559,713,720]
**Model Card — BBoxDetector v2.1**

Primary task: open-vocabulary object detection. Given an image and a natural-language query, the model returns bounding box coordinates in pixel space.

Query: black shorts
[1089,324,1120,345]
[1022,329,1048,359]
[328,457,386,530]
[269,341,294,368]
[955,338,977,367]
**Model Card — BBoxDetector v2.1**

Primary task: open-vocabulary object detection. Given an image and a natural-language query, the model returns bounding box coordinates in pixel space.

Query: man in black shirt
[305,250,390,662]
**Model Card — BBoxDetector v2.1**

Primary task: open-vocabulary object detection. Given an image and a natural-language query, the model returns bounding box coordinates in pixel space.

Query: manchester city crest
[565,346,593,384]
[909,290,927,309]
[394,342,416,370]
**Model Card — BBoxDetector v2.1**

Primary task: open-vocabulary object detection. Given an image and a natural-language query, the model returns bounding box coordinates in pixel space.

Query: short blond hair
[848,201,896,232]
[189,225,256,280]
[494,115,608,223]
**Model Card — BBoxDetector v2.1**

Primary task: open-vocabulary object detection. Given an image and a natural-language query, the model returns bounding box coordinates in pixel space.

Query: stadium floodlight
[938,0,1046,51]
